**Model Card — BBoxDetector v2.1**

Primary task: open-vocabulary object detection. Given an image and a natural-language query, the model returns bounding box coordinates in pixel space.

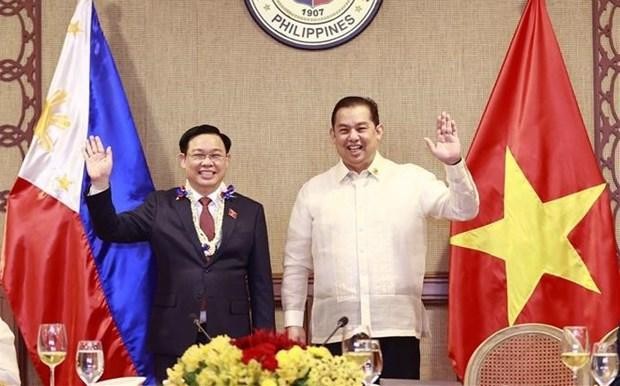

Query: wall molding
[271,272,449,305]
[593,0,620,258]
[0,2,41,383]
[0,0,41,212]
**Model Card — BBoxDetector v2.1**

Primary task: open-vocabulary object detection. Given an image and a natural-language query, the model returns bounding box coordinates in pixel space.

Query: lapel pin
[228,208,238,219]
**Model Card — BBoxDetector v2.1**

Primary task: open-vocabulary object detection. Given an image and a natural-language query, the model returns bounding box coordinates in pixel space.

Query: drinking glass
[37,323,67,386]
[343,338,383,385]
[590,342,618,386]
[560,326,590,380]
[342,324,371,353]
[76,340,104,385]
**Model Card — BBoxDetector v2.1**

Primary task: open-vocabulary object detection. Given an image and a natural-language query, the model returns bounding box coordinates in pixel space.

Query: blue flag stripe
[79,5,156,383]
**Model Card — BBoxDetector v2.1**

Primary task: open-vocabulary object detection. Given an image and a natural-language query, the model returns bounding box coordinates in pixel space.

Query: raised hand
[423,111,462,165]
[82,135,113,190]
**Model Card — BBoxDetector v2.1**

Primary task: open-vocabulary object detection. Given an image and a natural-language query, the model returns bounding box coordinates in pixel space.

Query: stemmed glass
[37,323,67,386]
[342,324,371,353]
[343,338,383,385]
[76,340,104,385]
[590,342,618,386]
[560,326,590,380]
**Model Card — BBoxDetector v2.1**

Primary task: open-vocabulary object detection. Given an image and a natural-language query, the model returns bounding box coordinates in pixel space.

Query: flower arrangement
[165,330,363,386]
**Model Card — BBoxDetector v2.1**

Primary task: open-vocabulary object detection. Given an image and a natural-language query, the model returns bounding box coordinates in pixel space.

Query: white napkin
[93,376,146,386]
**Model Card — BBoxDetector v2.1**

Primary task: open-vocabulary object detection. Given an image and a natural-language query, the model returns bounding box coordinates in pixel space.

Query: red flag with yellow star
[448,0,620,378]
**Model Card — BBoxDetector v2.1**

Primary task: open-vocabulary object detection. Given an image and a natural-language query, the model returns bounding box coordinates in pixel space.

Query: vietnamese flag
[448,0,620,379]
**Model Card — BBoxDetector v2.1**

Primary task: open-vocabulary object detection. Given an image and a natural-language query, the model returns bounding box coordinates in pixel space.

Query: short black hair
[331,96,380,127]
[179,124,232,154]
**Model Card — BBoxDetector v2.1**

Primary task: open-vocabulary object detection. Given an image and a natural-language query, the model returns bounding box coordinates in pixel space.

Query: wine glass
[560,326,590,380]
[342,324,371,354]
[37,323,67,386]
[590,342,618,386]
[343,338,383,385]
[76,340,104,385]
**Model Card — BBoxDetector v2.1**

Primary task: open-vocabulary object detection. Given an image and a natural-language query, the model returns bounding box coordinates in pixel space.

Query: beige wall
[30,0,593,275]
[0,0,594,381]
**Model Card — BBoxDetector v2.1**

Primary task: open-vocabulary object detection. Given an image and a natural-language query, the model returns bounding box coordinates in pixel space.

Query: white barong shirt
[282,153,479,343]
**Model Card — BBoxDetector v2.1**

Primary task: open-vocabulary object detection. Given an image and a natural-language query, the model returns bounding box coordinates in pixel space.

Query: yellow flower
[260,378,277,386]
[165,333,363,386]
[165,362,187,385]
[275,345,312,382]
[307,345,331,359]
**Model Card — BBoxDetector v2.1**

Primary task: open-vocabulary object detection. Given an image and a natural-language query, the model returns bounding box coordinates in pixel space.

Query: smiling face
[330,104,384,173]
[179,133,230,196]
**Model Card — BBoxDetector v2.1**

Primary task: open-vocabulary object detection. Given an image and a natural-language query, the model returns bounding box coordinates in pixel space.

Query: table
[381,380,461,386]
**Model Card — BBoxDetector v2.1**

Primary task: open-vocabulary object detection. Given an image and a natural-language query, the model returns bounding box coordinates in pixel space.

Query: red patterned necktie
[199,197,215,240]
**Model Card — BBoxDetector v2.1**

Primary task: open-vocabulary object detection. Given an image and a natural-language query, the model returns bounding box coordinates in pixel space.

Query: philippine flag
[1,0,155,385]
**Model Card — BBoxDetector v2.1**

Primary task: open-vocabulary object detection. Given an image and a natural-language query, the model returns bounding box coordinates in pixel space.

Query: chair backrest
[600,326,618,345]
[463,323,575,386]
[599,326,620,386]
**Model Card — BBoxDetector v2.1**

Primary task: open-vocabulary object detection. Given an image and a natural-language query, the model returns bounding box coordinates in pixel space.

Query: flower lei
[221,184,236,200]
[197,204,224,257]
[177,184,236,257]
[175,186,188,200]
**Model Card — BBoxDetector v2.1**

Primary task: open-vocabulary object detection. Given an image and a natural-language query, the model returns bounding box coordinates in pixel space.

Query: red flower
[232,330,304,371]
[240,343,278,371]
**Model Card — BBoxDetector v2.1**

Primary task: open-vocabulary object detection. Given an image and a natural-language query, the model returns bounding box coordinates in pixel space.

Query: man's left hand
[424,111,462,165]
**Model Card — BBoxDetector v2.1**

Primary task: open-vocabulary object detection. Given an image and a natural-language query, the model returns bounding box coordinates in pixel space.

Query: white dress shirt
[185,180,226,251]
[282,153,479,343]
[0,318,21,386]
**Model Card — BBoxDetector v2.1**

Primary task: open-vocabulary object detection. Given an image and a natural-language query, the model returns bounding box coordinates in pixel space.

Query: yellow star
[34,90,71,151]
[450,148,602,325]
[67,21,82,36]
[56,175,73,192]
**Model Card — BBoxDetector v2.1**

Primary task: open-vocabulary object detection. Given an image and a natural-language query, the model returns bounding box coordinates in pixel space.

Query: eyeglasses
[186,153,227,163]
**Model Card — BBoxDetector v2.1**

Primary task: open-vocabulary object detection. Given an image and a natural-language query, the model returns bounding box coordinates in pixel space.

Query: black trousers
[154,353,178,384]
[153,329,209,384]
[325,336,420,380]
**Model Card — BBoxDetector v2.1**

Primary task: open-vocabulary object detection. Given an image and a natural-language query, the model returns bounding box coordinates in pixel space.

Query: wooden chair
[463,323,575,386]
[599,326,619,386]
[600,326,618,345]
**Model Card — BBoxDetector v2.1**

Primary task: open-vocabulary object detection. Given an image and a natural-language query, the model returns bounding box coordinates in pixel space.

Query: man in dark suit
[83,125,275,382]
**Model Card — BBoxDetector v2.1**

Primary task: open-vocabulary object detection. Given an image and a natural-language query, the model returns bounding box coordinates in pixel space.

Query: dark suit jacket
[86,187,275,356]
